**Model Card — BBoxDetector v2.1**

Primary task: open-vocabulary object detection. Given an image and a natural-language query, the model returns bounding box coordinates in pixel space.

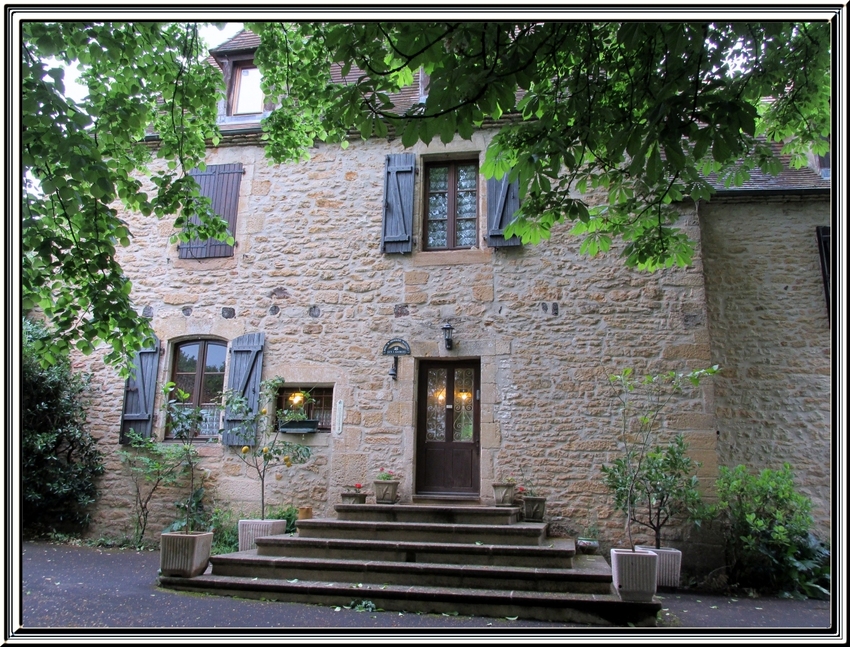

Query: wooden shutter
[486,174,522,248]
[119,335,161,444]
[221,332,264,446]
[816,226,830,315]
[381,153,415,253]
[178,163,244,259]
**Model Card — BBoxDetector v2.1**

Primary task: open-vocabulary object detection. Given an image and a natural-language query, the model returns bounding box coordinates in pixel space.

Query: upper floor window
[169,339,227,438]
[179,163,243,259]
[423,161,478,250]
[232,64,264,115]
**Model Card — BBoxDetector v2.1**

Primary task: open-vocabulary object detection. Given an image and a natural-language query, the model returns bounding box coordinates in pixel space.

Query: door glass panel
[425,368,447,442]
[453,367,474,442]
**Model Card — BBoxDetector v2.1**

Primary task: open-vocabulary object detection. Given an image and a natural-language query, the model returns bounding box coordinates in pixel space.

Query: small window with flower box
[277,387,334,432]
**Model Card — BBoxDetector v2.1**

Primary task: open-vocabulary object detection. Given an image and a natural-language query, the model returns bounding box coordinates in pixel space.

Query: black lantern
[442,323,454,350]
[389,356,398,380]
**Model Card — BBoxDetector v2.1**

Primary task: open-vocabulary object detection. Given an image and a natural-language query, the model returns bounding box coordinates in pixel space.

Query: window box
[279,419,320,433]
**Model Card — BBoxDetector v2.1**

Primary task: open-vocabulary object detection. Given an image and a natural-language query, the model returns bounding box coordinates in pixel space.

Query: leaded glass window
[424,161,478,250]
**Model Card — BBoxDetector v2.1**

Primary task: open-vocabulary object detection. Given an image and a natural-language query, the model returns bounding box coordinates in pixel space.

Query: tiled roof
[209,29,261,55]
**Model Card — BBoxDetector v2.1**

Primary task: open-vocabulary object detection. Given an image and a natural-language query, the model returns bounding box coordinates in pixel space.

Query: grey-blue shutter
[486,173,522,247]
[179,163,244,259]
[381,153,415,253]
[816,225,830,315]
[119,335,161,443]
[222,332,264,446]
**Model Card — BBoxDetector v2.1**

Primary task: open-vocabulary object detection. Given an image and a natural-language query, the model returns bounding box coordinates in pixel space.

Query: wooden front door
[416,360,480,495]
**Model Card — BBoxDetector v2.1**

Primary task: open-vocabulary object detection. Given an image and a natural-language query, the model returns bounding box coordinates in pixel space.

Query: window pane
[457,164,477,191]
[426,368,447,442]
[453,368,474,442]
[174,373,196,398]
[201,373,223,404]
[429,166,448,192]
[235,66,263,114]
[176,344,199,373]
[205,343,227,373]
[428,193,448,219]
[455,218,477,247]
[428,220,447,248]
[456,190,477,217]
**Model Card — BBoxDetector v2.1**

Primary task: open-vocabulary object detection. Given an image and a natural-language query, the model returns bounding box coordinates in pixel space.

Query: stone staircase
[158,504,661,626]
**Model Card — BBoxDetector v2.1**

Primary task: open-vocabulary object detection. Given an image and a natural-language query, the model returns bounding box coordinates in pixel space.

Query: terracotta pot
[297,506,313,520]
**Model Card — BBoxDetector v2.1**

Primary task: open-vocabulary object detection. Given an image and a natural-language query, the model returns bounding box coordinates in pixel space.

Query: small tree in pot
[225,377,311,550]
[601,365,718,594]
[159,382,214,578]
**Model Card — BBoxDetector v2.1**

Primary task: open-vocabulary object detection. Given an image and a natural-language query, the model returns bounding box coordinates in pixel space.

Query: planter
[610,548,658,602]
[576,537,600,555]
[492,483,516,506]
[238,519,289,551]
[522,496,546,521]
[636,546,682,588]
[279,419,320,433]
[374,480,399,504]
[341,492,367,504]
[297,506,313,520]
[160,531,213,578]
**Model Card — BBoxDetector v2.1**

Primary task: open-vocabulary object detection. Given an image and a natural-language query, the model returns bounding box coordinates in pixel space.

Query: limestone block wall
[699,196,831,537]
[76,129,719,553]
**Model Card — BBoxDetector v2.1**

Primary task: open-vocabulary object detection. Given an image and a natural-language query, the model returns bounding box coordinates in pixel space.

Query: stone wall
[75,128,831,569]
[700,196,831,536]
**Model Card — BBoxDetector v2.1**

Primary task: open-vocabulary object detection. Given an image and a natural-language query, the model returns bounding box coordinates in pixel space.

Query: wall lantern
[442,323,454,350]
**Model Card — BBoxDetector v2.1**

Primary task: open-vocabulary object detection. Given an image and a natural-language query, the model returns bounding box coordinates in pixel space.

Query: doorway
[415,360,480,495]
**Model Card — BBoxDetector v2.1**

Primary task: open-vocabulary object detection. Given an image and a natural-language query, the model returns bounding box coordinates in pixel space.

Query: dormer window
[233,63,263,115]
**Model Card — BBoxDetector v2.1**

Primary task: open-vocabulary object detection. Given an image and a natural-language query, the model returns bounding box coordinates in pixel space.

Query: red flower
[355,483,362,489]
[518,486,525,492]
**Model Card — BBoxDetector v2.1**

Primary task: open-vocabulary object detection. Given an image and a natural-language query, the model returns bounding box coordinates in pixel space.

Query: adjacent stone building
[72,31,831,570]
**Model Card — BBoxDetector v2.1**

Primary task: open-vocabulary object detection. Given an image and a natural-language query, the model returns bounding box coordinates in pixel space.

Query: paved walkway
[13,541,839,642]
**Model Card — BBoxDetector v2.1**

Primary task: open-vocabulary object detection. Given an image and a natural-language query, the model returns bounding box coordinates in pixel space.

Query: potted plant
[226,377,312,551]
[492,475,517,506]
[159,382,214,578]
[278,389,320,433]
[601,366,718,597]
[517,467,546,521]
[374,467,401,504]
[577,512,601,555]
[341,483,367,504]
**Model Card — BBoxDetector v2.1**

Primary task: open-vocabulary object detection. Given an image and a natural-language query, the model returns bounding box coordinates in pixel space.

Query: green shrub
[210,507,240,555]
[714,463,829,598]
[266,505,299,533]
[22,318,104,536]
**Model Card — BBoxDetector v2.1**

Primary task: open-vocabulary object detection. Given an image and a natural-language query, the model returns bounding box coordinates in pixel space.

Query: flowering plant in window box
[341,483,367,504]
[278,389,319,433]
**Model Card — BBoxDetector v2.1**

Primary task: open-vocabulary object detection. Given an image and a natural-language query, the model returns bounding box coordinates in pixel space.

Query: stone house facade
[72,32,832,569]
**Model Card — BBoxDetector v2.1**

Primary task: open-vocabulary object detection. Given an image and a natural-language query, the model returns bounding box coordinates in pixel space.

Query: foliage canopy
[21,20,830,366]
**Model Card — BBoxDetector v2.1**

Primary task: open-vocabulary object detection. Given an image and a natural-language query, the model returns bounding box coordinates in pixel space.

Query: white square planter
[238,519,289,551]
[160,531,213,578]
[636,546,682,588]
[610,548,658,602]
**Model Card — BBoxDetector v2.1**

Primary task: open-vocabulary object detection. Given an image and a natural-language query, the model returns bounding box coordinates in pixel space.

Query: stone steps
[158,503,662,626]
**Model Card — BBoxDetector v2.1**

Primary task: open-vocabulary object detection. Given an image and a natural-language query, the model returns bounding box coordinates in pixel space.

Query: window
[169,340,227,438]
[816,226,830,315]
[278,387,334,431]
[423,161,478,250]
[232,64,264,115]
[179,163,243,259]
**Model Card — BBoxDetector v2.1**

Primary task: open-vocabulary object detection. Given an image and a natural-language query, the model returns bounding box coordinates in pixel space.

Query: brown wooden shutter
[179,163,244,259]
[381,153,415,253]
[119,335,161,444]
[486,174,522,248]
[222,332,264,446]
